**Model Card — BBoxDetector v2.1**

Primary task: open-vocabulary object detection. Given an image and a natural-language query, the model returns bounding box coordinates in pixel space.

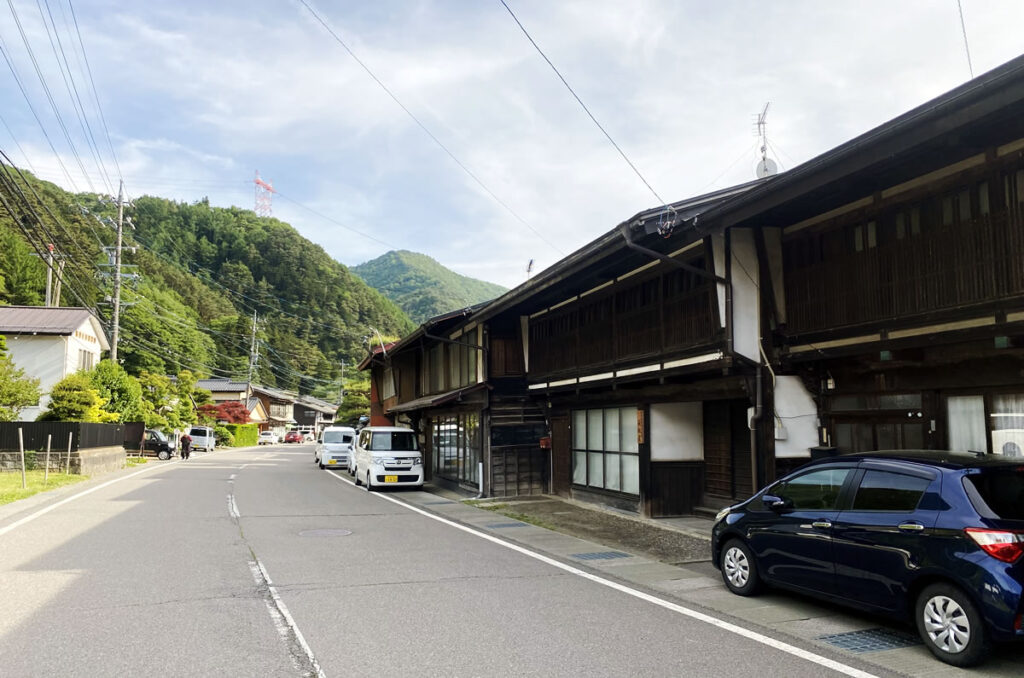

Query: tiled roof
[197,379,248,392]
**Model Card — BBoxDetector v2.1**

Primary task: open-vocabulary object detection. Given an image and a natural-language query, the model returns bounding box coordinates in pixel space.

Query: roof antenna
[755,102,778,179]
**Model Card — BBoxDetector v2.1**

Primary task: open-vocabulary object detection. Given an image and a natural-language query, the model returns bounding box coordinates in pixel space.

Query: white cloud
[3,0,1024,289]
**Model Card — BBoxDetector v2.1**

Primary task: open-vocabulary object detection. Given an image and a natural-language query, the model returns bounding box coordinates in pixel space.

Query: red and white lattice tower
[253,170,275,217]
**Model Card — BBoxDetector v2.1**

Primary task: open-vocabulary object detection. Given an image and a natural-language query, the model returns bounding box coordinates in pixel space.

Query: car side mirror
[762,494,788,511]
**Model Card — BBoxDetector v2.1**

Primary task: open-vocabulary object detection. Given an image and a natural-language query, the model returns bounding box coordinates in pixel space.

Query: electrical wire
[296,0,564,255]
[499,0,672,212]
[956,0,973,79]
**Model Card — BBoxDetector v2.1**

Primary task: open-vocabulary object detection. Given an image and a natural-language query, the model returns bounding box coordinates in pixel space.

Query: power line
[0,31,78,190]
[35,0,115,194]
[4,0,96,191]
[499,0,671,211]
[274,190,399,250]
[296,0,564,255]
[956,0,974,79]
[66,0,122,181]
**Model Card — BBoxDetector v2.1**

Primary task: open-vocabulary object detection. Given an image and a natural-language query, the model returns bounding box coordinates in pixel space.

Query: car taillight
[965,528,1024,563]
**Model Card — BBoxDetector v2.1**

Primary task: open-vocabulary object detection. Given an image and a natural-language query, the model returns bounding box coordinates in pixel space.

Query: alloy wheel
[923,595,971,654]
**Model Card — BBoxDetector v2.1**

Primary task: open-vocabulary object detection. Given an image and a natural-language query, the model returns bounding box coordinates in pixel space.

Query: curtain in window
[947,395,986,453]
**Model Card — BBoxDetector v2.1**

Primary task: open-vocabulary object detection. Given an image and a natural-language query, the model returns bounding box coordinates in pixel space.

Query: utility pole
[53,259,65,306]
[44,244,54,306]
[337,360,345,404]
[110,179,125,362]
[246,310,258,401]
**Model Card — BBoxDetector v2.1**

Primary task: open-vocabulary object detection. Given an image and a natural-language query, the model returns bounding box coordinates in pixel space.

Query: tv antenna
[755,102,778,179]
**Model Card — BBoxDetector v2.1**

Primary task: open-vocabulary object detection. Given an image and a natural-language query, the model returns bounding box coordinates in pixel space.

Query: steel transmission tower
[253,170,275,217]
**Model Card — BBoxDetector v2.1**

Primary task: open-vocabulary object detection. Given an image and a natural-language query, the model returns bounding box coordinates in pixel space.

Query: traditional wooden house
[294,394,337,437]
[365,54,1024,517]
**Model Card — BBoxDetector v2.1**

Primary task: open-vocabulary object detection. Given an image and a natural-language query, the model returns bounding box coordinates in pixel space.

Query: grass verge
[125,457,149,467]
[0,470,89,505]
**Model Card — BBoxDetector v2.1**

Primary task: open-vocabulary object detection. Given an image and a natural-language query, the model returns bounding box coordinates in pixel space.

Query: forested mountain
[0,167,414,397]
[352,250,507,324]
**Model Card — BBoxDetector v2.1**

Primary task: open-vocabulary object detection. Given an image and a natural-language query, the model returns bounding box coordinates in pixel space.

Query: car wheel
[365,470,374,491]
[354,467,361,486]
[720,539,761,596]
[916,583,989,667]
[157,450,170,461]
[318,462,325,470]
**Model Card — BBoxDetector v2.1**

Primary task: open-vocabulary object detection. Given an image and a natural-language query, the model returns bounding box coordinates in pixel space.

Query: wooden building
[364,54,1024,517]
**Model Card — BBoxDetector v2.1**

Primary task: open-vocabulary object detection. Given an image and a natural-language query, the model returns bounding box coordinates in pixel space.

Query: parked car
[257,431,279,445]
[304,432,315,442]
[315,426,356,470]
[188,426,216,452]
[284,430,304,444]
[712,450,1024,667]
[143,429,175,460]
[352,426,423,490]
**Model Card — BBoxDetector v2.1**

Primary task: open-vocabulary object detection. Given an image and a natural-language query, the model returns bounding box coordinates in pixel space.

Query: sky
[2,1,1024,289]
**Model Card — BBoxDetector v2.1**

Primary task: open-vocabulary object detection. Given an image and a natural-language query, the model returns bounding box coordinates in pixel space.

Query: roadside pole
[65,432,73,475]
[18,427,26,490]
[44,434,51,483]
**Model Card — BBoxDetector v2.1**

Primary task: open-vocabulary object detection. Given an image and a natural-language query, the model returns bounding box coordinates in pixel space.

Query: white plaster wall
[774,375,819,458]
[731,228,760,363]
[5,335,67,420]
[650,402,703,461]
[67,321,102,372]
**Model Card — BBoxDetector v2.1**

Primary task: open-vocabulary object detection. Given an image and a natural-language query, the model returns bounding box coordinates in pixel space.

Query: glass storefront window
[990,393,1024,457]
[431,412,480,485]
[571,406,640,496]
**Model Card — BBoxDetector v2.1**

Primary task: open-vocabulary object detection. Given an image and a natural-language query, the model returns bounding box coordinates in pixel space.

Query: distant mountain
[352,250,507,324]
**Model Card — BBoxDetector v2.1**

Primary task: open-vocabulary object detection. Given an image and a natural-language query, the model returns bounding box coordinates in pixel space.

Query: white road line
[227,493,241,519]
[0,460,177,538]
[325,472,880,678]
[249,559,325,677]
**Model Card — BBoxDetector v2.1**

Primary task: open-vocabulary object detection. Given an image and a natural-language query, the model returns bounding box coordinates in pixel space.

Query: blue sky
[3,1,1024,288]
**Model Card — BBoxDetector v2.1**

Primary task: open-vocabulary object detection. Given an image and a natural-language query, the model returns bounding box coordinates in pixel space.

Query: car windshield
[322,431,349,443]
[369,431,418,451]
[963,470,1024,520]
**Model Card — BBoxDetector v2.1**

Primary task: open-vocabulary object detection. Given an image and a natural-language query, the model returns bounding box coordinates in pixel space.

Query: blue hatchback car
[711,450,1024,666]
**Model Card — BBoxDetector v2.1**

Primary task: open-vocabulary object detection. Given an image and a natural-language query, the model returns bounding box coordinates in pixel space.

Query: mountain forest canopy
[352,250,507,324]
[0,167,413,398]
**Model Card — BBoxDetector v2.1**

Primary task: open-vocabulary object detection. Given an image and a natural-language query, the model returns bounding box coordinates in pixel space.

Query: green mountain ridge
[0,169,414,397]
[352,250,507,324]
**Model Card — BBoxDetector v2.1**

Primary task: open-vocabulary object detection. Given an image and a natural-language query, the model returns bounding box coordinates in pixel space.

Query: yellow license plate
[328,460,336,464]
[384,475,398,483]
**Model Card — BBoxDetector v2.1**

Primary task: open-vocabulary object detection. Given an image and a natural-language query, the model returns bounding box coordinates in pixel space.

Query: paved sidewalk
[401,485,1024,678]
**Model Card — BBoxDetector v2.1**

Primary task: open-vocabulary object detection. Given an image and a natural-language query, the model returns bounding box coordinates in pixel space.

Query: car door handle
[811,521,832,529]
[898,522,925,531]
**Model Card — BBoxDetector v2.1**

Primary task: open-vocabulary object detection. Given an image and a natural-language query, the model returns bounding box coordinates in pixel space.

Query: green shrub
[224,423,258,447]
[213,425,234,447]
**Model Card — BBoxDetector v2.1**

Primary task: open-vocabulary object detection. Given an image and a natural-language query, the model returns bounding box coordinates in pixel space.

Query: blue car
[711,450,1024,666]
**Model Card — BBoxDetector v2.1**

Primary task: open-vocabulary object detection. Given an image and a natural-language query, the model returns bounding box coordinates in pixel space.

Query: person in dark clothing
[181,434,192,460]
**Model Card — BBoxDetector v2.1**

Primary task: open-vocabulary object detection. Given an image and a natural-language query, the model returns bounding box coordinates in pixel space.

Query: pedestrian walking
[181,433,192,460]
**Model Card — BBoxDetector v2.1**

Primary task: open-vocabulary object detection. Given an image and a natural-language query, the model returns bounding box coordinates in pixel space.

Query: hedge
[224,423,258,447]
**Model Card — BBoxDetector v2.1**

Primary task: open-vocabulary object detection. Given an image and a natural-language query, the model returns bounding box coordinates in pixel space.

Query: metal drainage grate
[571,551,632,561]
[486,522,529,528]
[817,628,921,653]
[299,529,352,537]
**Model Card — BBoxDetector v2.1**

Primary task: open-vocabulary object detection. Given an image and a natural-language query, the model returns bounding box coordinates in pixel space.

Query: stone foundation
[0,445,126,475]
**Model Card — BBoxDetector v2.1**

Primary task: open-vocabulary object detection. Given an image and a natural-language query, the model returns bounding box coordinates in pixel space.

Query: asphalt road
[0,445,885,677]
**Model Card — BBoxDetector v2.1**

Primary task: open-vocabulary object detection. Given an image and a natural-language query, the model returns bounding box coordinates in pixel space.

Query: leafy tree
[0,334,41,421]
[197,403,218,424]
[0,224,46,306]
[137,371,176,430]
[336,374,371,426]
[89,360,144,422]
[37,372,118,422]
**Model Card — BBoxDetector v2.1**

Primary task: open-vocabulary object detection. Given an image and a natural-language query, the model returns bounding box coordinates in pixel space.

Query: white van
[352,426,423,490]
[188,426,216,452]
[315,426,356,470]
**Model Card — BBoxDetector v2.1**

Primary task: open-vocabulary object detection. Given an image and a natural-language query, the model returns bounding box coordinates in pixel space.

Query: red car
[284,431,304,443]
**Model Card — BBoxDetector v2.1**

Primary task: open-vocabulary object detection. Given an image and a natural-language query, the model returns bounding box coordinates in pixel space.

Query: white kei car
[352,426,423,490]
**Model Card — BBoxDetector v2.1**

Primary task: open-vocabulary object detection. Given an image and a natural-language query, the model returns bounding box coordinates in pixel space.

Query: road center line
[324,472,879,678]
[0,460,178,538]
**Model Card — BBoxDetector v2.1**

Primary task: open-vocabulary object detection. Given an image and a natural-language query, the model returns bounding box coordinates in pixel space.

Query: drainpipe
[750,366,763,492]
